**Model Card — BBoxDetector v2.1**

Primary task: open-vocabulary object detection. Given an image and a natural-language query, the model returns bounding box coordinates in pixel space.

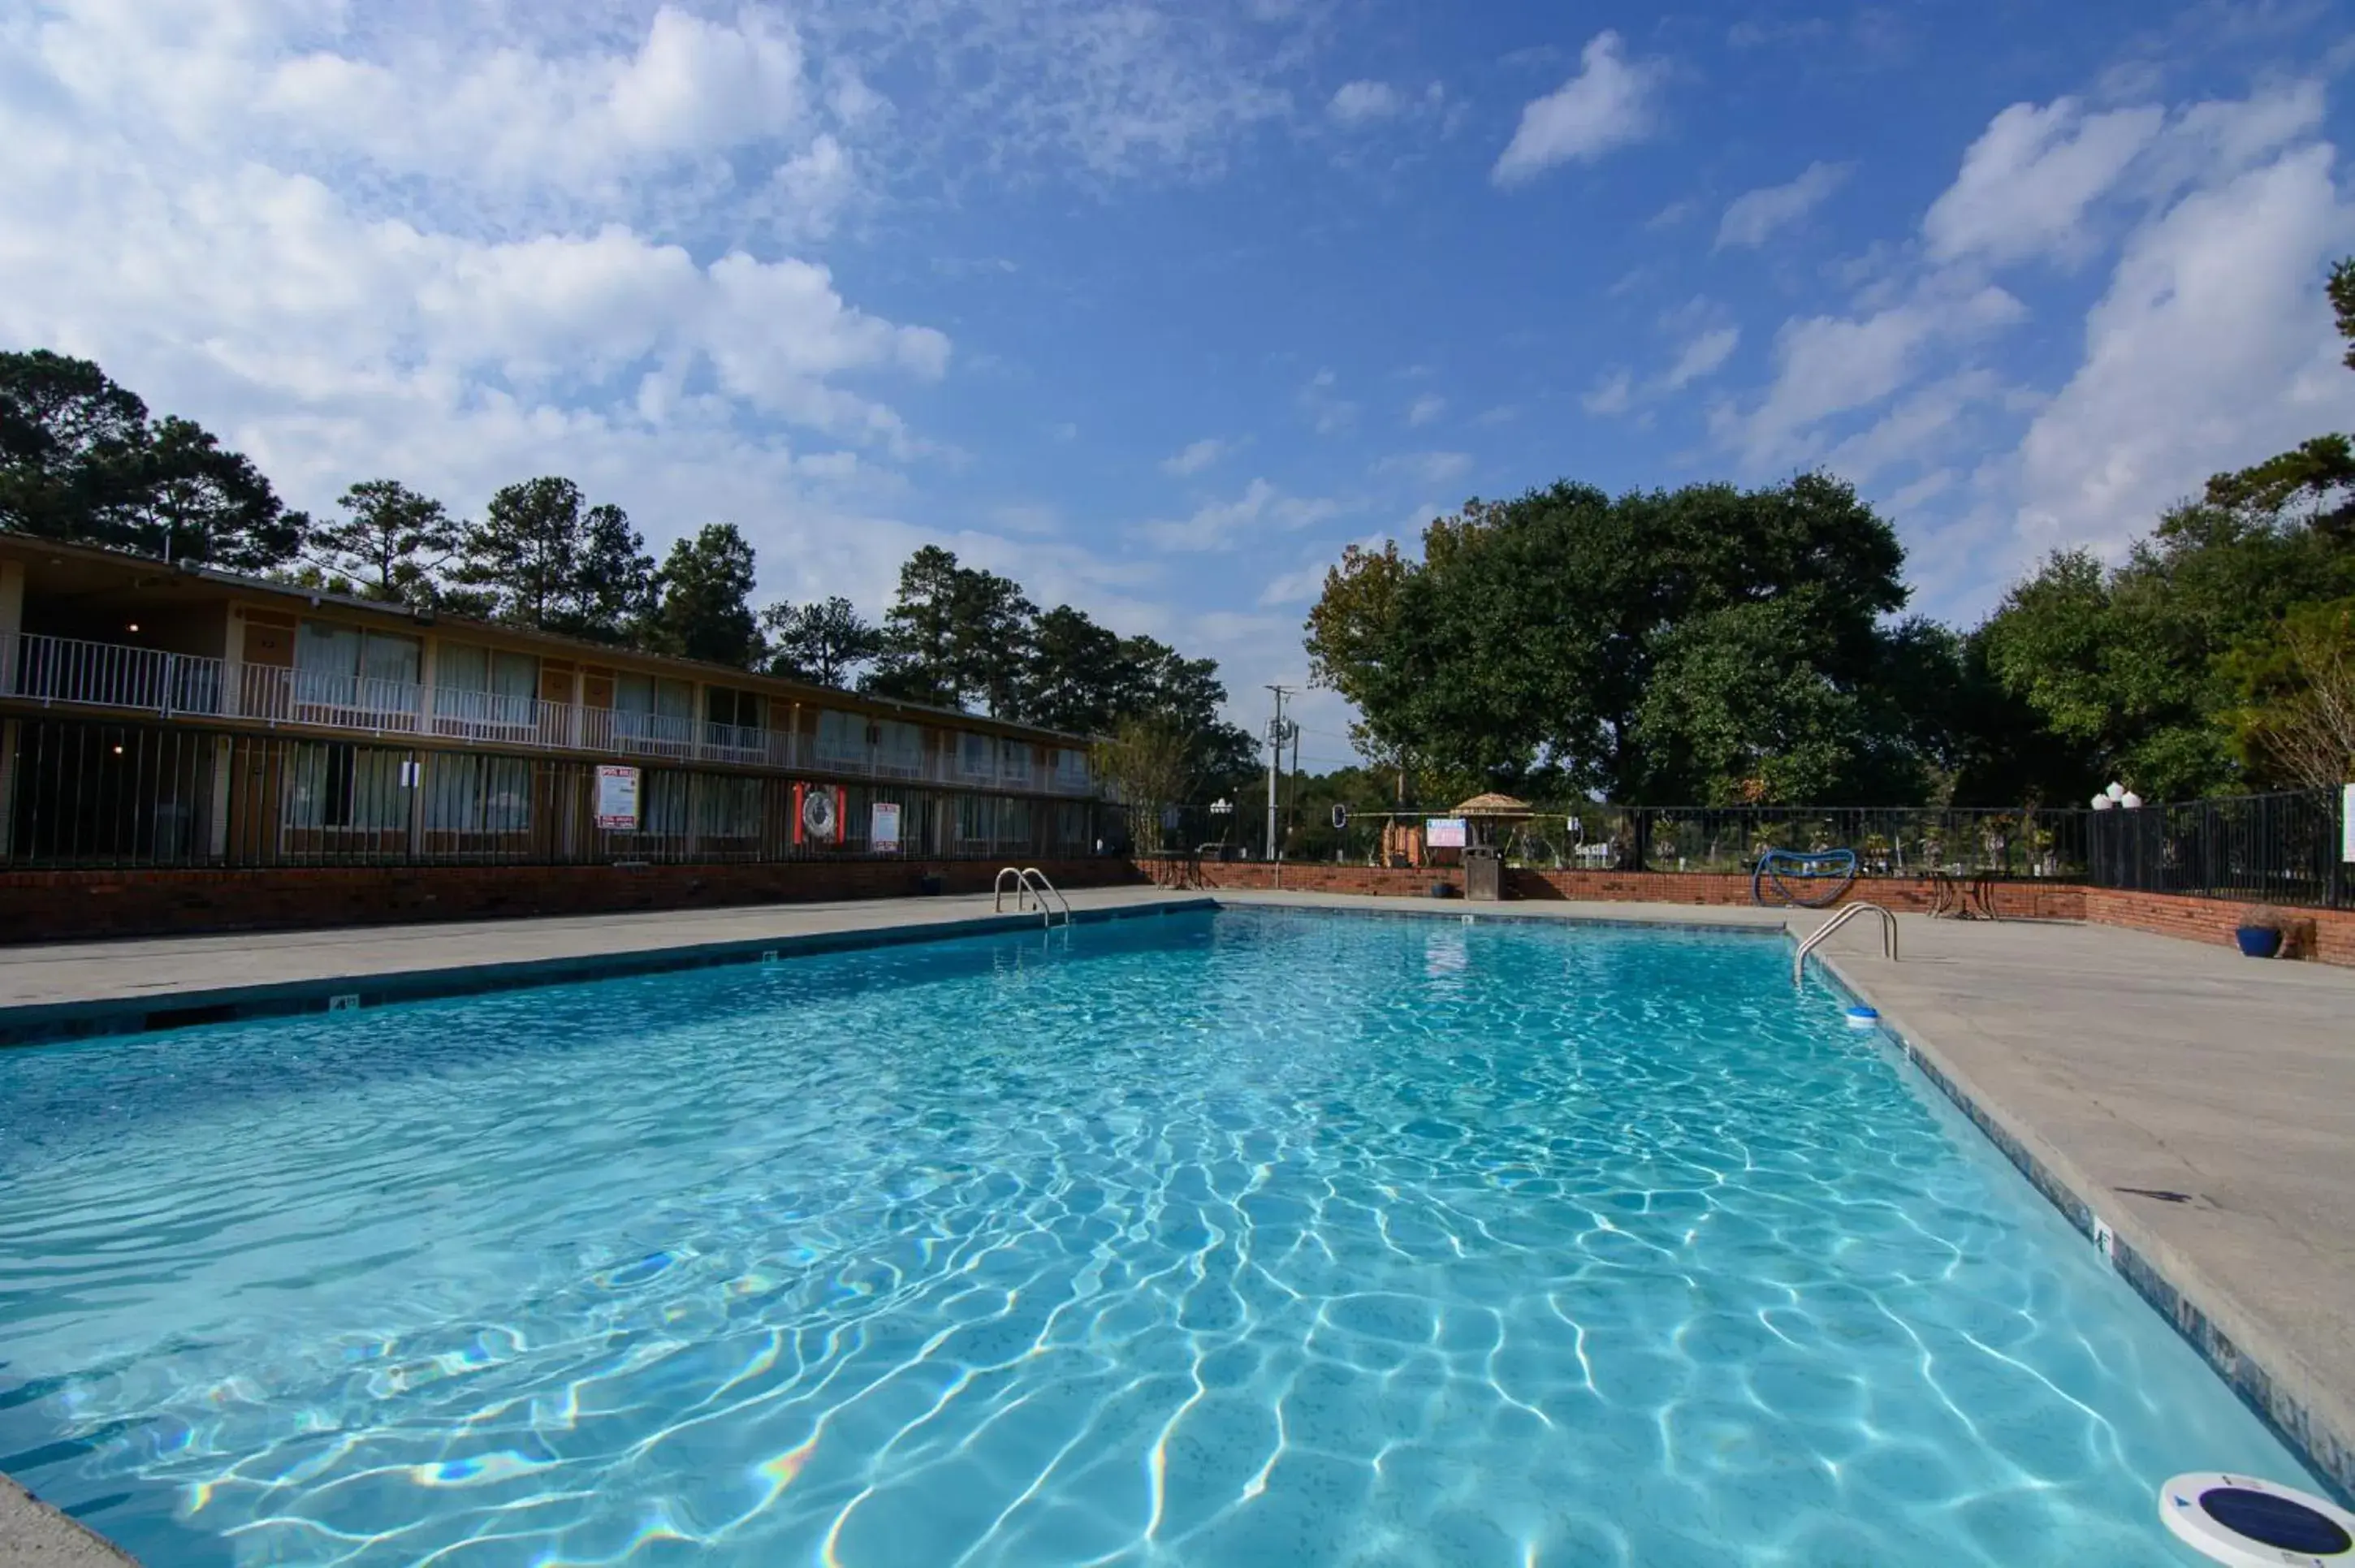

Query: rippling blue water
[0,908,2309,1564]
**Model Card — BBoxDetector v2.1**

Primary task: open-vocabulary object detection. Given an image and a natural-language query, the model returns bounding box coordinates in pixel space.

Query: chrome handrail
[994,865,1072,927]
[1793,901,1897,985]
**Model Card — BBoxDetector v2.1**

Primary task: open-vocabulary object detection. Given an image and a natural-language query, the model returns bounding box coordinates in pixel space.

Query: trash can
[1464,845,1503,902]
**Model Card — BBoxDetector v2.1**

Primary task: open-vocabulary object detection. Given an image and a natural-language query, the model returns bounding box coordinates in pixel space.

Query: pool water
[0,908,2313,1565]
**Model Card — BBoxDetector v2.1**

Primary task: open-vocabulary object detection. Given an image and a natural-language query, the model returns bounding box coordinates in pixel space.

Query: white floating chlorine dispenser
[1843,1005,1879,1031]
[2160,1472,2355,1566]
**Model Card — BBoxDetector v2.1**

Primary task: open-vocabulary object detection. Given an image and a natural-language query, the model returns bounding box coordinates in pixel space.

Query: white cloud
[1492,32,1661,187]
[1715,284,2024,467]
[1922,97,2165,266]
[1300,368,1359,434]
[2012,141,2355,556]
[1160,437,1230,475]
[1582,370,1635,416]
[1373,451,1471,487]
[1134,479,1346,552]
[1661,325,1741,391]
[1405,393,1446,426]
[1257,558,1335,607]
[1328,80,1402,126]
[1716,161,1852,248]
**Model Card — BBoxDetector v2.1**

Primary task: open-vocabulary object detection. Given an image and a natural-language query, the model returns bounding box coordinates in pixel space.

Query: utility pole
[1264,685,1292,862]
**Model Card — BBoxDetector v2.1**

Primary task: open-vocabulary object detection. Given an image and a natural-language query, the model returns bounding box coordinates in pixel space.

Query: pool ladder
[1792,901,1897,985]
[994,866,1073,928]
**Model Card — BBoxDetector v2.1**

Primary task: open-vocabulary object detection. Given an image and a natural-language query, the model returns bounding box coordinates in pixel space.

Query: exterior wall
[0,857,1142,944]
[1152,860,2087,918]
[2081,887,2355,965]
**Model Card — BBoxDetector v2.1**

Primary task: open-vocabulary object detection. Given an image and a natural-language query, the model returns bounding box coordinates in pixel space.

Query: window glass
[816,710,865,763]
[296,622,361,680]
[423,755,532,832]
[361,633,420,689]
[438,643,489,693]
[490,650,536,700]
[875,720,923,773]
[283,742,408,831]
[692,775,762,837]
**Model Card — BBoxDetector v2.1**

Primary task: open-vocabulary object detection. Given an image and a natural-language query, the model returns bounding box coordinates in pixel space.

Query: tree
[1022,604,1125,733]
[0,349,150,542]
[2225,597,2355,789]
[304,479,460,603]
[865,545,965,706]
[648,523,760,664]
[949,567,1037,718]
[453,477,655,644]
[1978,493,2355,799]
[0,351,304,571]
[120,416,307,571]
[1304,474,1923,803]
[864,546,1038,714]
[1094,715,1196,853]
[761,596,885,687]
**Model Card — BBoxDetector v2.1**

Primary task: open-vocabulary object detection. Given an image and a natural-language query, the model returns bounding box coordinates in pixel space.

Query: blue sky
[4,0,2353,763]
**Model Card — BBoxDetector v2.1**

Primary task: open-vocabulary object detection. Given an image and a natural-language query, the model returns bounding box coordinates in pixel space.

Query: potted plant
[2236,905,2288,958]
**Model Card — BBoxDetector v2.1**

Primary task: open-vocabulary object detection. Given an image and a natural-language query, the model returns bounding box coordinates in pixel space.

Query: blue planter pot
[2235,926,2284,958]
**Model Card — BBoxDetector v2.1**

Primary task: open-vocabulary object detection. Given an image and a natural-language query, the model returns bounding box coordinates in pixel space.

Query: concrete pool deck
[2,887,2353,1558]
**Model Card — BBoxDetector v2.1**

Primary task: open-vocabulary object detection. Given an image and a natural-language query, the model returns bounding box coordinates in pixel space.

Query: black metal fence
[2087,789,2349,909]
[1184,788,2349,908]
[0,716,1106,870]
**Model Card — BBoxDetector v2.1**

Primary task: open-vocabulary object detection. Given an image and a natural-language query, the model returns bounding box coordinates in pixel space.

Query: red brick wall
[1152,862,1467,896]
[1509,869,2089,919]
[0,857,1142,944]
[2081,887,2355,965]
[1148,860,2087,918]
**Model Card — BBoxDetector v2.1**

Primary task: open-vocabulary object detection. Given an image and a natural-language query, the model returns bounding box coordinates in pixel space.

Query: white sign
[2344,783,2355,863]
[594,766,640,830]
[871,801,902,854]
[1426,817,1467,849]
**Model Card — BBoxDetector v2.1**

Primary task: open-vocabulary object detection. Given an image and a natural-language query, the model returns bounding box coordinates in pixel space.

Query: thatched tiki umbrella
[1452,792,1534,851]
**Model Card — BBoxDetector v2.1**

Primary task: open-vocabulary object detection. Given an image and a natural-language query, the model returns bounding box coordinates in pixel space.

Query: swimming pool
[0,907,2314,1564]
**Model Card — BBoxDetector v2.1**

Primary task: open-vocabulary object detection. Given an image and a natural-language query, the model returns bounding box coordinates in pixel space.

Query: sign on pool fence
[594,765,640,830]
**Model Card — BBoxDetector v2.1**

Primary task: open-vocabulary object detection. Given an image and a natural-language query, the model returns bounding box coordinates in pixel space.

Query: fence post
[1631,808,1651,873]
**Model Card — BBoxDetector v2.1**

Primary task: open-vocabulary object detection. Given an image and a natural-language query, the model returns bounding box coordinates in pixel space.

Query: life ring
[800,786,838,842]
[2159,1472,2355,1566]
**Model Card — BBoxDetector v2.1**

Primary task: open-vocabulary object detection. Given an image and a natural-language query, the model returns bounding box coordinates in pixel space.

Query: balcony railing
[2,632,1100,795]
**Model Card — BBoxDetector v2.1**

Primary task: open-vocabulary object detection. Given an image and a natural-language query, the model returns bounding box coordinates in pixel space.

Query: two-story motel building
[0,533,1106,879]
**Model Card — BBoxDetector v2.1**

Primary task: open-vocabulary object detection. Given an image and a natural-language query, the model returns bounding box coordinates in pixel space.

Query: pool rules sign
[594,766,640,830]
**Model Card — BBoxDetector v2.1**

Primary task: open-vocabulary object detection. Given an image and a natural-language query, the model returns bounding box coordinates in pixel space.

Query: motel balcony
[1,630,1101,798]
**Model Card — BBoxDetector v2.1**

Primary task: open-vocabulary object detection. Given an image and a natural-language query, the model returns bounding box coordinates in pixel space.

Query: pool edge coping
[0,897,1218,1047]
[1815,948,2355,1511]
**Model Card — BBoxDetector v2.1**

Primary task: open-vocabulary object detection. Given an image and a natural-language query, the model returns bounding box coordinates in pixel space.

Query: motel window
[637,773,689,837]
[1052,748,1090,788]
[614,674,694,744]
[958,732,993,777]
[435,644,538,725]
[283,741,408,831]
[422,754,533,833]
[692,775,763,839]
[706,688,763,732]
[998,738,1032,782]
[296,622,421,709]
[815,710,867,767]
[875,720,924,775]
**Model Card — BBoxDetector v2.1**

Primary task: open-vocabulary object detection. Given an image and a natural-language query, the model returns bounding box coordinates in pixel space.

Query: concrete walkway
[1811,912,2355,1499]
